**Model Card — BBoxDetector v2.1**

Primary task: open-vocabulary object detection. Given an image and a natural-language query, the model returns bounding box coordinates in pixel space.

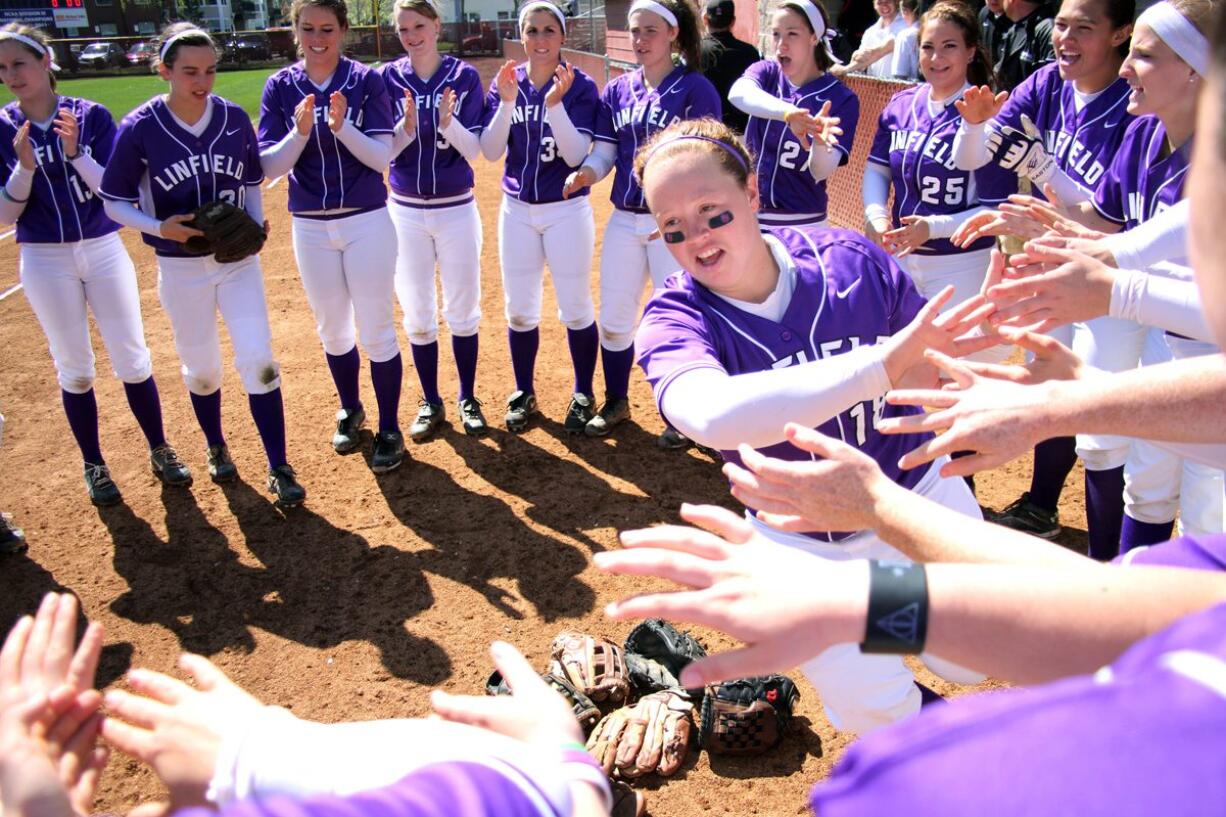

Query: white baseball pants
[498,194,595,332]
[597,208,680,352]
[899,249,1011,364]
[20,233,153,393]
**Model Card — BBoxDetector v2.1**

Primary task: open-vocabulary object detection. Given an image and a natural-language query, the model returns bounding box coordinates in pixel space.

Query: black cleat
[206,444,238,483]
[150,444,193,486]
[408,401,445,442]
[563,392,596,435]
[505,390,538,433]
[656,427,691,450]
[458,397,488,436]
[991,492,1061,540]
[267,464,306,507]
[332,407,366,454]
[371,430,406,473]
[84,462,122,507]
[0,513,27,555]
[585,396,631,437]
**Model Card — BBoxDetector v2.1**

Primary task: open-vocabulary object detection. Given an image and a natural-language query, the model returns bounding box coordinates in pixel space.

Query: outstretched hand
[985,242,1117,331]
[881,285,998,387]
[954,85,1008,125]
[543,63,574,108]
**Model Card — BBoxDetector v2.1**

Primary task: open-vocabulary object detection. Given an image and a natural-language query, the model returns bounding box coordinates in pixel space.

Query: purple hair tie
[643,134,749,173]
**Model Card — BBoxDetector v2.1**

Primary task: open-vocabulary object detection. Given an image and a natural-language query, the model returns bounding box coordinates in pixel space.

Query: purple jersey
[99,95,263,257]
[741,61,861,220]
[482,62,600,204]
[592,64,721,212]
[0,97,120,243]
[636,226,932,541]
[1116,533,1226,571]
[993,63,1134,197]
[812,585,1226,816]
[258,58,394,213]
[869,86,1016,255]
[1092,115,1189,231]
[381,54,485,199]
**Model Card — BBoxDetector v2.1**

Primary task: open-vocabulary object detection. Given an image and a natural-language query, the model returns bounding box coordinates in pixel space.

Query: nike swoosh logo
[225,128,241,136]
[836,279,861,298]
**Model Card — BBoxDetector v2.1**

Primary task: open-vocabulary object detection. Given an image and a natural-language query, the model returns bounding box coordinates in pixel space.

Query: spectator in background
[890,0,921,77]
[980,0,1008,61]
[994,0,1054,89]
[700,0,761,133]
[857,0,909,76]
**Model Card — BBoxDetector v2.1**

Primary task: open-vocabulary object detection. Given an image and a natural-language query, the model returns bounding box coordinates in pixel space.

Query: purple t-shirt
[811,593,1226,816]
[636,226,933,541]
[869,85,1015,255]
[482,62,600,204]
[99,95,263,257]
[258,58,394,213]
[0,97,120,243]
[741,61,860,220]
[381,54,485,199]
[592,64,721,213]
[1116,533,1226,571]
[1092,115,1190,231]
[993,64,1134,198]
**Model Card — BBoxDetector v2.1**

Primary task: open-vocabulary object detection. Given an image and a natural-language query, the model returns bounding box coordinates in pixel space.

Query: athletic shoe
[656,427,692,450]
[504,390,538,433]
[458,397,488,437]
[563,393,596,435]
[991,492,1060,539]
[332,406,366,454]
[371,430,406,473]
[84,462,121,507]
[206,444,238,483]
[0,513,26,556]
[267,464,306,507]
[409,401,445,442]
[584,396,631,437]
[150,444,193,486]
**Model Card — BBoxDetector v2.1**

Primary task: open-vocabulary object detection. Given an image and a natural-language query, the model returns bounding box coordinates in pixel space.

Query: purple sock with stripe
[1028,437,1078,512]
[508,328,539,394]
[325,347,362,412]
[600,345,635,401]
[190,390,225,449]
[1085,465,1126,561]
[452,333,479,402]
[567,323,599,397]
[122,376,166,449]
[1120,515,1175,552]
[62,388,103,464]
[370,353,403,434]
[410,341,442,405]
[248,389,287,469]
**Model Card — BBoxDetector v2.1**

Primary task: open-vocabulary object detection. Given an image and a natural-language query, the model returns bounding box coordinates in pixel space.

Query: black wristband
[64,149,81,160]
[859,560,928,655]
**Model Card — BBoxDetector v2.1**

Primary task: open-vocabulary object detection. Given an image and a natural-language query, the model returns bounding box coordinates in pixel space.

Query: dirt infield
[0,58,1089,816]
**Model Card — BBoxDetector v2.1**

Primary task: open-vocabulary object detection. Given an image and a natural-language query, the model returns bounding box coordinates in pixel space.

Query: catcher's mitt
[485,669,601,734]
[624,619,706,681]
[699,675,799,755]
[182,200,268,263]
[549,631,631,705]
[587,689,694,778]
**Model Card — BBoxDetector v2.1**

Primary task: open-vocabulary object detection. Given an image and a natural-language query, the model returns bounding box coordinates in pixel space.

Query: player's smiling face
[0,41,51,103]
[770,8,818,82]
[919,19,973,97]
[1051,0,1129,87]
[297,5,345,68]
[396,9,440,58]
[643,150,765,300]
[522,11,564,67]
[1189,73,1226,347]
[1119,21,1198,117]
[160,45,217,105]
[629,9,676,71]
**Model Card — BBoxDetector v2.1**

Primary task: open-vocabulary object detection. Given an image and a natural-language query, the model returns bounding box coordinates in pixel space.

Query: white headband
[779,0,837,63]
[0,31,60,69]
[159,28,212,62]
[628,0,678,28]
[519,2,567,34]
[1137,1,1208,77]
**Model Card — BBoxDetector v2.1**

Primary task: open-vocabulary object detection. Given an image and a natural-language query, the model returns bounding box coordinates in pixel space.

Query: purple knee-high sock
[567,323,599,397]
[248,389,287,469]
[452,333,479,402]
[62,389,103,464]
[601,345,636,401]
[122,376,166,449]
[190,390,225,449]
[1028,437,1078,512]
[1120,515,1175,552]
[369,353,403,434]
[508,328,539,394]
[410,341,442,405]
[325,347,362,412]
[1085,465,1126,561]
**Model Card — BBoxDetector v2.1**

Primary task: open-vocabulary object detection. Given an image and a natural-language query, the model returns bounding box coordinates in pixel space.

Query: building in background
[0,0,177,36]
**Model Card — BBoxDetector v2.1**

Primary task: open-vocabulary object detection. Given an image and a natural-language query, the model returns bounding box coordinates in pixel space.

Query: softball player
[729,0,861,230]
[480,1,602,434]
[0,23,190,506]
[634,118,991,734]
[382,0,488,442]
[561,0,720,441]
[862,2,1014,365]
[259,0,405,472]
[98,24,305,507]
[951,0,1138,547]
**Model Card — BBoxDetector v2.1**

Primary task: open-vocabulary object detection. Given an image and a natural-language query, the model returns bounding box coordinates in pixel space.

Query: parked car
[77,42,126,70]
[222,33,272,64]
[126,41,156,67]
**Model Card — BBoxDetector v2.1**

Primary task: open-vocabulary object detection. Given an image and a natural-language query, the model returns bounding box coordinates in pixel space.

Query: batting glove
[987,114,1056,185]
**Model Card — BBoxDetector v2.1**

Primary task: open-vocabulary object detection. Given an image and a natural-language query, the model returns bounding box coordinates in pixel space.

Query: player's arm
[0,124,36,225]
[1102,198,1190,269]
[334,124,392,172]
[862,161,892,245]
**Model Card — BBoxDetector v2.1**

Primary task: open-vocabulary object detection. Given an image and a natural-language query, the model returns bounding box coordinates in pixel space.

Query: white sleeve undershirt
[260,130,309,180]
[1108,266,1212,342]
[480,100,514,160]
[809,141,842,182]
[952,119,1090,204]
[863,162,891,223]
[335,123,392,172]
[728,76,795,120]
[70,153,105,193]
[103,197,165,238]
[391,118,416,155]
[439,117,482,162]
[544,102,592,167]
[244,184,264,225]
[659,345,892,450]
[0,165,34,225]
[1104,199,1190,270]
[580,140,618,182]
